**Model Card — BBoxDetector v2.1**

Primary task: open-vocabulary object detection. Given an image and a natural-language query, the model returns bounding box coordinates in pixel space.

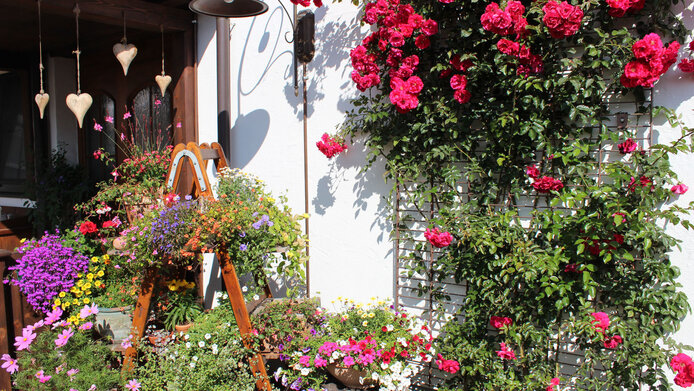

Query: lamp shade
[189,0,268,17]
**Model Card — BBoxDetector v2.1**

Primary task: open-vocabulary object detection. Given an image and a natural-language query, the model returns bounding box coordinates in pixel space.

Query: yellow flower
[20,238,26,243]
[83,298,90,304]
[85,290,91,295]
[168,283,179,291]
[103,254,110,261]
[368,313,375,319]
[91,256,99,263]
[75,291,82,298]
[77,280,84,287]
[97,270,105,277]
[94,280,103,287]
[87,273,94,281]
[61,303,68,309]
[83,283,92,290]
[54,298,61,306]
[59,291,66,298]
[362,321,369,327]
[71,287,80,294]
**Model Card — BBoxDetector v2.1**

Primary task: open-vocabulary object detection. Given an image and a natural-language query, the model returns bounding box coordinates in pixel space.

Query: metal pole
[216,17,231,157]
[303,63,310,297]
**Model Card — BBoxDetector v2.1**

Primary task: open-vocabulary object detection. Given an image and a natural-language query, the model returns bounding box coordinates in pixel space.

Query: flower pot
[94,306,132,344]
[327,363,378,389]
[175,322,194,332]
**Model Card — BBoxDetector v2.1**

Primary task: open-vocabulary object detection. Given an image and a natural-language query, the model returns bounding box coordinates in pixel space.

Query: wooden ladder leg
[217,250,272,391]
[122,267,157,373]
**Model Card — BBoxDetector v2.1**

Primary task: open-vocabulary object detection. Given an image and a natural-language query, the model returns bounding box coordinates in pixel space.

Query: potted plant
[162,279,203,332]
[276,298,437,391]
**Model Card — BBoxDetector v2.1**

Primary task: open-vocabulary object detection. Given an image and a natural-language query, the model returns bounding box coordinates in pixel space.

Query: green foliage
[134,305,263,391]
[26,147,90,234]
[342,0,693,389]
[13,328,121,391]
[162,281,204,331]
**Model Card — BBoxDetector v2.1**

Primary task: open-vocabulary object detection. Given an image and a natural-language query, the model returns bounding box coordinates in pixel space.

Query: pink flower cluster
[424,227,453,248]
[436,354,460,373]
[496,39,544,77]
[671,353,694,388]
[353,0,438,112]
[620,33,679,88]
[496,342,516,360]
[672,183,689,195]
[527,166,564,193]
[679,41,694,73]
[290,0,322,8]
[606,0,644,17]
[590,312,623,349]
[480,1,528,39]
[490,316,512,329]
[316,133,348,159]
[547,377,561,391]
[542,1,583,39]
[618,138,638,154]
[446,55,473,103]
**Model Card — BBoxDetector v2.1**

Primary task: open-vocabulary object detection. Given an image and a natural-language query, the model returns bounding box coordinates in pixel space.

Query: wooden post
[0,259,11,390]
[218,249,272,391]
[122,267,157,372]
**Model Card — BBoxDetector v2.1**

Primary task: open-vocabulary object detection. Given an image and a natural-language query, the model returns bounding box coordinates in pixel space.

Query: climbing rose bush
[341,0,691,389]
[316,133,348,158]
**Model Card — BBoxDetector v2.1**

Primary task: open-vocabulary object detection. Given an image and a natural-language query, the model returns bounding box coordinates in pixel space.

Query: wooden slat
[0,0,193,32]
[122,267,157,372]
[218,250,272,391]
[0,260,11,391]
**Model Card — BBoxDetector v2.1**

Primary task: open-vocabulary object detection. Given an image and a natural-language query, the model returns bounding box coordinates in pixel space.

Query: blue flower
[239,244,248,251]
[252,220,263,230]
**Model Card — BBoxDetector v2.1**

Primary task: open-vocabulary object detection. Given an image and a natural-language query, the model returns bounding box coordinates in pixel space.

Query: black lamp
[189,0,268,18]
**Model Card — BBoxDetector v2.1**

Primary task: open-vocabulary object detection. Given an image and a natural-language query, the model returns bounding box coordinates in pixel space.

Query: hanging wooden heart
[34,93,49,119]
[66,92,93,128]
[113,42,137,76]
[155,74,172,96]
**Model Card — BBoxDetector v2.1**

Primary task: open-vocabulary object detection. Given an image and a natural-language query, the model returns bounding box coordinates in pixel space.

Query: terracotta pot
[327,363,378,389]
[175,322,194,332]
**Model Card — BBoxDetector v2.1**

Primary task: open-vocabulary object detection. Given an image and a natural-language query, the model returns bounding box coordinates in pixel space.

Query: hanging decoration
[113,11,137,76]
[65,2,92,128]
[34,0,49,119]
[155,25,171,97]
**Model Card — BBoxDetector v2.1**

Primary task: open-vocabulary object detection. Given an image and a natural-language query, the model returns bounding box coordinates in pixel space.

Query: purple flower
[278,343,284,351]
[252,220,263,230]
[239,244,248,251]
[290,378,303,390]
[239,231,246,238]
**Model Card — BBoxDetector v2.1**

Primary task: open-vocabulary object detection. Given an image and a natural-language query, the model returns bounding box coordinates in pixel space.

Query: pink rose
[454,89,471,104]
[542,0,583,39]
[526,164,540,179]
[415,35,430,49]
[590,312,610,332]
[490,316,512,329]
[671,184,689,195]
[496,342,516,360]
[603,335,623,349]
[450,74,467,91]
[618,138,638,154]
[424,227,453,248]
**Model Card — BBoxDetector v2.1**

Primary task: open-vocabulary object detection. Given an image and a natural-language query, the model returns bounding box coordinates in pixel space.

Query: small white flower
[242,286,248,292]
[386,324,394,332]
[371,372,380,381]
[192,356,198,362]
[198,341,205,348]
[189,362,196,368]
[301,368,310,376]
[184,334,190,340]
[253,294,260,301]
[204,333,211,340]
[211,344,218,354]
[185,342,191,349]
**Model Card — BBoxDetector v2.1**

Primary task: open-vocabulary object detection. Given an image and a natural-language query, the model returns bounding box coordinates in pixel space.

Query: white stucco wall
[196,0,694,347]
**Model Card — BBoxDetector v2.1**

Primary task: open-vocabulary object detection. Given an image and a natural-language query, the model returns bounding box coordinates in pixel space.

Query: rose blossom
[424,228,453,248]
[590,312,610,332]
[436,354,460,373]
[542,0,583,39]
[672,184,689,195]
[618,138,638,154]
[496,342,516,360]
[532,176,564,193]
[490,316,513,329]
[603,334,623,349]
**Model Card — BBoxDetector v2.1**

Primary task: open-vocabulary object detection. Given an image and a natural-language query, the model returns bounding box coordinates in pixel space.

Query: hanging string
[37,0,44,93]
[160,24,166,75]
[122,10,127,43]
[73,2,82,94]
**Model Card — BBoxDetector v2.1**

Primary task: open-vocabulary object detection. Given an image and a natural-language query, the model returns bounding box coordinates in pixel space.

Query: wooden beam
[0,0,194,32]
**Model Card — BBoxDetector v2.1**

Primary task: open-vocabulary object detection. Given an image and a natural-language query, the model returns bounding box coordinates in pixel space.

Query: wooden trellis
[122,142,272,391]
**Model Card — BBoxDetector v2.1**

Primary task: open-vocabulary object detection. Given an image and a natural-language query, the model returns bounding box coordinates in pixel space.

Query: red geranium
[542,0,583,39]
[79,221,98,235]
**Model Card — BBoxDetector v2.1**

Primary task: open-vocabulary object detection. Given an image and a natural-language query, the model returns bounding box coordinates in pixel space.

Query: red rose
[526,164,540,178]
[632,33,663,60]
[603,335,623,349]
[79,221,98,235]
[453,89,471,104]
[532,176,564,193]
[618,138,638,153]
[542,0,583,39]
[389,31,405,47]
[421,19,439,36]
[490,316,513,329]
[497,39,520,55]
[414,35,430,49]
[680,58,694,72]
[450,74,467,90]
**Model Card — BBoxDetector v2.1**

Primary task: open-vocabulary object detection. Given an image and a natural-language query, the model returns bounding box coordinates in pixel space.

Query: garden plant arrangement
[338,0,694,388]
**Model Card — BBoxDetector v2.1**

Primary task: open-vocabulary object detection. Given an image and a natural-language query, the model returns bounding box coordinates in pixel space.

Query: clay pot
[327,363,378,389]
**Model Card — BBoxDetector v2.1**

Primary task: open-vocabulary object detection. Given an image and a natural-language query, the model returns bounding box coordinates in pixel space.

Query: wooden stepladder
[122,142,272,391]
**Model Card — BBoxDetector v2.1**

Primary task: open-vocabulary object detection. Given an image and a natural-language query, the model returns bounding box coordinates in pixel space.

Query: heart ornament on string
[66,92,93,128]
[34,93,49,119]
[155,74,171,96]
[113,42,137,76]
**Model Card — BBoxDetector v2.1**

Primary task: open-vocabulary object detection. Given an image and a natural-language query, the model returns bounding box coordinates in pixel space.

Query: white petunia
[204,333,211,340]
[198,341,205,348]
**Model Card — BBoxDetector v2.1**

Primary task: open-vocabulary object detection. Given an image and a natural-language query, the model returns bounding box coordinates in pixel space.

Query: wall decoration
[34,0,49,119]
[155,25,171,96]
[65,2,92,128]
[113,11,137,76]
